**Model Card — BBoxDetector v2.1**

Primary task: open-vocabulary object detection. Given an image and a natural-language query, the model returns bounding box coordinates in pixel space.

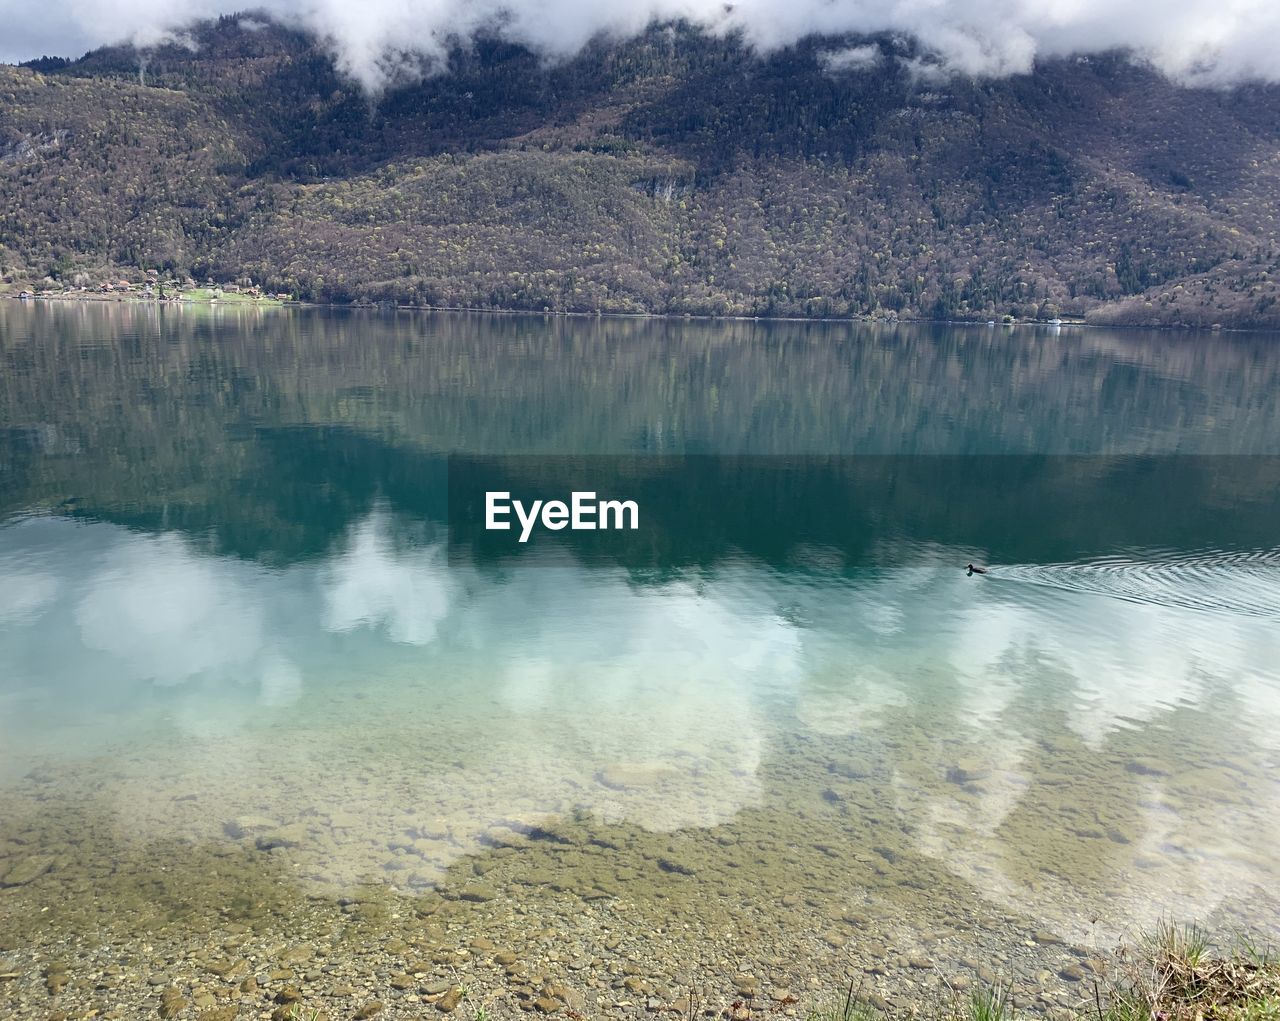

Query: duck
[966,563,988,576]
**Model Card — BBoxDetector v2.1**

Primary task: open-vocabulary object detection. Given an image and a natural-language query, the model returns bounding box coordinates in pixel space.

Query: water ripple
[988,548,1280,619]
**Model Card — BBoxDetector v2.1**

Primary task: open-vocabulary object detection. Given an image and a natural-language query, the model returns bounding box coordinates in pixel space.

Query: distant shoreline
[6,291,1264,331]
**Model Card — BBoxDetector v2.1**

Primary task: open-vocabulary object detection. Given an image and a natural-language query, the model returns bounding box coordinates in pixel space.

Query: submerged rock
[828,757,876,780]
[459,884,497,902]
[158,987,187,1019]
[46,965,69,995]
[947,760,991,784]
[255,824,309,850]
[437,987,463,1012]
[596,763,678,790]
[656,857,696,876]
[1,855,55,886]
[278,944,314,966]
[224,816,278,839]
[1125,758,1169,777]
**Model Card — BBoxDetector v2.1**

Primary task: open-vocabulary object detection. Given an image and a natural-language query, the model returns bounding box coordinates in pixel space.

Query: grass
[1146,920,1211,971]
[807,981,881,1021]
[182,287,283,304]
[1118,923,1280,1021]
[968,984,1014,1021]
[805,928,1279,1021]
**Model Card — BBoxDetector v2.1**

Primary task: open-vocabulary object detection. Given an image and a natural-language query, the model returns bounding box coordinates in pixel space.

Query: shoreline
[6,291,1269,332]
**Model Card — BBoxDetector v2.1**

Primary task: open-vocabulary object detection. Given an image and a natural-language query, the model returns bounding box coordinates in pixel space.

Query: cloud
[5,509,1280,921]
[75,530,268,685]
[2,0,1280,89]
[819,43,883,74]
[475,571,802,830]
[0,568,60,624]
[321,510,453,645]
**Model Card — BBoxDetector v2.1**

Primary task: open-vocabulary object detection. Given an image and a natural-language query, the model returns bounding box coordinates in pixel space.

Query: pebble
[0,739,1161,1021]
[158,988,187,1019]
[280,944,314,965]
[437,987,463,1012]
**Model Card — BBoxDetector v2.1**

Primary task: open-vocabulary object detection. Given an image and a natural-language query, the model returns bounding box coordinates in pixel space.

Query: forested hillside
[4,15,1280,325]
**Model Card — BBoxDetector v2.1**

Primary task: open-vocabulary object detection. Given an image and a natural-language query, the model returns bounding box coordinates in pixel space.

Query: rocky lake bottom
[2,680,1278,1021]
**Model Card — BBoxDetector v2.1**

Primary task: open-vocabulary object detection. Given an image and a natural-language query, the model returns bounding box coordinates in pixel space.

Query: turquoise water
[1,303,1279,1014]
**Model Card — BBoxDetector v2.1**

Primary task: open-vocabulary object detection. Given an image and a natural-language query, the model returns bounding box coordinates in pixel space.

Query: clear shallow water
[2,303,1280,1014]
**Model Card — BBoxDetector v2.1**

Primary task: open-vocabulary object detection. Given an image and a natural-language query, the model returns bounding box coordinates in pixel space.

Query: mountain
[3,14,1280,325]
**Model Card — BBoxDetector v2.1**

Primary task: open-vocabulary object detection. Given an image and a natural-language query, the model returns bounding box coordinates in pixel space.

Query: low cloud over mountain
[5,0,1280,89]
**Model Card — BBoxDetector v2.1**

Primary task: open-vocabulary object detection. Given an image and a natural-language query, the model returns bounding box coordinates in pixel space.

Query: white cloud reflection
[0,568,59,625]
[75,531,268,685]
[322,512,453,645]
[2,513,1279,935]
[476,574,802,829]
[792,564,1280,940]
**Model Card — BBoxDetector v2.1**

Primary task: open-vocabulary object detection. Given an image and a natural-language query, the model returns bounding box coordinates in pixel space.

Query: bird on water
[966,563,988,576]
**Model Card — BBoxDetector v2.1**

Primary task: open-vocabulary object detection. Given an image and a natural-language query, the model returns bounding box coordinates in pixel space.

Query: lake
[1,301,1278,1018]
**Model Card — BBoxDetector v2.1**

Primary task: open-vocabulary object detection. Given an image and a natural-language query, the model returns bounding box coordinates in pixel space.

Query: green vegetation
[805,929,1280,1021]
[966,984,1015,1021]
[4,17,1280,324]
[181,286,284,304]
[807,981,884,1021]
[1112,923,1280,1021]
